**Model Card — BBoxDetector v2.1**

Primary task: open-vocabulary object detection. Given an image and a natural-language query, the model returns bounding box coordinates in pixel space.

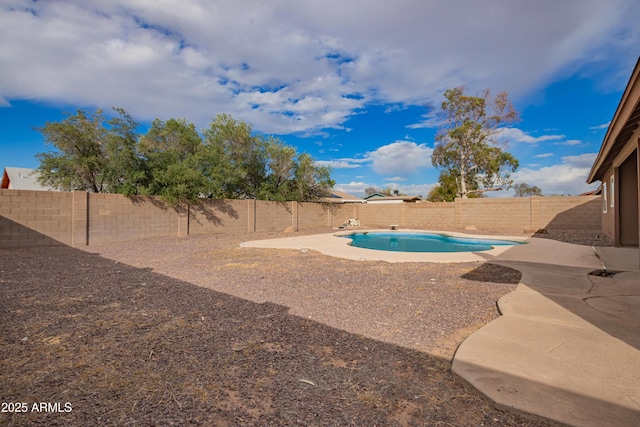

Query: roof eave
[587,57,640,184]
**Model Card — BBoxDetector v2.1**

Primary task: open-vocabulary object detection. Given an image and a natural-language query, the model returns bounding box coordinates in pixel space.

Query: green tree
[291,153,334,202]
[258,141,297,201]
[36,109,107,192]
[427,171,460,202]
[36,109,334,204]
[103,108,146,195]
[202,114,333,202]
[364,187,378,196]
[138,118,217,204]
[36,108,143,193]
[431,87,519,198]
[427,170,484,202]
[513,182,543,197]
[203,114,267,199]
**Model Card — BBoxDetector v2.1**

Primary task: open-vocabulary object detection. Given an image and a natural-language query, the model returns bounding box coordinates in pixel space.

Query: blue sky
[2,0,639,197]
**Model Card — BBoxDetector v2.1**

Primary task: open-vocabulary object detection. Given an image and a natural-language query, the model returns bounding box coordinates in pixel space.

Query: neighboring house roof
[579,187,602,196]
[588,57,640,183]
[1,167,57,191]
[363,192,387,200]
[365,195,422,203]
[320,190,363,203]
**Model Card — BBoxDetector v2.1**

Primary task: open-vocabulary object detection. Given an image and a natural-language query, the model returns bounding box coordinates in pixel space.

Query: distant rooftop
[320,190,363,203]
[1,167,57,191]
[363,192,422,202]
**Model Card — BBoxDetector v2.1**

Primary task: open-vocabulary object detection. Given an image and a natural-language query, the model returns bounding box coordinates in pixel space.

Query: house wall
[618,149,639,246]
[0,189,601,248]
[599,130,640,246]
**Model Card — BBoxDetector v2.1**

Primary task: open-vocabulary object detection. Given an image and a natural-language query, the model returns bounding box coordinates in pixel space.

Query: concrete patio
[453,240,640,427]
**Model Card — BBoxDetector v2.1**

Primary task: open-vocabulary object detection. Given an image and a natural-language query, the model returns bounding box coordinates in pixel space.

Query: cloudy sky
[2,0,639,197]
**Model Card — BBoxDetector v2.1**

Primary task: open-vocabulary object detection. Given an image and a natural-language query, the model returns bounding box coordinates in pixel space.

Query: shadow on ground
[0,243,543,426]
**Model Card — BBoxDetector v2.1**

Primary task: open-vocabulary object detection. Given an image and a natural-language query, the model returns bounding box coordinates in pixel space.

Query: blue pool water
[341,232,522,253]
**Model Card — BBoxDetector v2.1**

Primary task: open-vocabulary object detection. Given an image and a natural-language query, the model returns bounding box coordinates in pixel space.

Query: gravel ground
[1,228,606,426]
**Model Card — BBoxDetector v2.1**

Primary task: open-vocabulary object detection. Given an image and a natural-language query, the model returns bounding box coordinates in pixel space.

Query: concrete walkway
[241,231,640,426]
[453,240,640,427]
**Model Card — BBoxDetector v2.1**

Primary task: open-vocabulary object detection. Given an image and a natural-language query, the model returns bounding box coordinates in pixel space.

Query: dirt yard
[2,228,604,426]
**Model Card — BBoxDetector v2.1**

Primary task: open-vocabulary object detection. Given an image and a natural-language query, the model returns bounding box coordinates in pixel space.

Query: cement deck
[454,240,640,427]
[240,229,527,263]
[241,231,640,426]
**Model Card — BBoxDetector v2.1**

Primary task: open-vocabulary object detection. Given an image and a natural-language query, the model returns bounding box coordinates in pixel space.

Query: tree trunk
[459,151,467,198]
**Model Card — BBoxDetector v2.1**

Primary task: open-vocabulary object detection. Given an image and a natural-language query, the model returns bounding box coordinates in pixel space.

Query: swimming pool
[341,232,523,253]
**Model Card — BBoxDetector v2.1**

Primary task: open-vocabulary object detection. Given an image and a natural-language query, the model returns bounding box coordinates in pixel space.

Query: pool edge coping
[240,229,530,263]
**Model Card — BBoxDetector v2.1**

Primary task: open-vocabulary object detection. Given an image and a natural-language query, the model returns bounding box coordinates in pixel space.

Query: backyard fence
[0,189,601,248]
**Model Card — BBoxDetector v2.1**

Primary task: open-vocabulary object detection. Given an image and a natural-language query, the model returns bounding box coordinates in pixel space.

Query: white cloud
[512,152,599,195]
[1,0,637,135]
[367,141,433,176]
[553,139,583,146]
[407,110,441,129]
[533,153,554,158]
[383,176,408,182]
[334,181,372,197]
[498,128,565,144]
[561,153,597,168]
[395,183,436,198]
[321,140,433,179]
[589,121,611,130]
[314,159,361,169]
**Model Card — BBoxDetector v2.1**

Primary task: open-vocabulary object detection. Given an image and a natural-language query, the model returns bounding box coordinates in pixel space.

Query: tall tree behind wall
[431,87,520,198]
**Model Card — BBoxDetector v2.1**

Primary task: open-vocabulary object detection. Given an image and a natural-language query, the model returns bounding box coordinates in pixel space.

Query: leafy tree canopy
[513,182,543,197]
[36,108,141,193]
[427,170,484,202]
[364,187,378,196]
[431,86,520,199]
[36,109,334,205]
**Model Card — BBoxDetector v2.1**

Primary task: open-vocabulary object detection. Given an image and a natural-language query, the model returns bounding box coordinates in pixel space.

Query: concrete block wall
[295,202,356,229]
[254,201,292,232]
[330,204,359,228]
[356,203,403,227]
[347,196,600,231]
[296,202,328,229]
[88,194,181,244]
[456,198,531,230]
[0,190,603,249]
[533,196,601,230]
[404,203,455,229]
[0,189,74,247]
[188,199,248,235]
